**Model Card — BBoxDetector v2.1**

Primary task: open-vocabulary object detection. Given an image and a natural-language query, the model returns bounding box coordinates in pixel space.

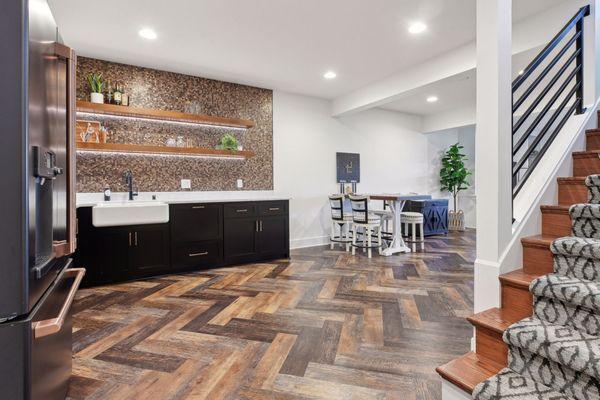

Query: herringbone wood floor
[68,230,475,400]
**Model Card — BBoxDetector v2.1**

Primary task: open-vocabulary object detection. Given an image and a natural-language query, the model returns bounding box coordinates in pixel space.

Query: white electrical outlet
[181,179,191,189]
[236,179,243,189]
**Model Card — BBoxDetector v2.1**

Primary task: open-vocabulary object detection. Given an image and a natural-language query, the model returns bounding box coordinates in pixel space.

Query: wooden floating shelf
[76,141,255,159]
[76,101,255,129]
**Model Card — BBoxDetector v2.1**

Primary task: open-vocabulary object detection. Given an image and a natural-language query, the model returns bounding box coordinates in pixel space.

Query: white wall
[273,91,430,249]
[273,90,477,248]
[426,126,476,229]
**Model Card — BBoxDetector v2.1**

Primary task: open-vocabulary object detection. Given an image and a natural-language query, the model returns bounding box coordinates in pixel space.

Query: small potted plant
[217,134,239,151]
[87,73,105,104]
[440,143,472,231]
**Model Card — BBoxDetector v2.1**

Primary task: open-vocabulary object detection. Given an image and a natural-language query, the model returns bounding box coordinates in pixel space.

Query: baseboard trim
[290,235,330,250]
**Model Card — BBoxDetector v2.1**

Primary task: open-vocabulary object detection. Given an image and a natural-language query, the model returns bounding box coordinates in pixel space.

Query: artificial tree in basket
[440,143,472,231]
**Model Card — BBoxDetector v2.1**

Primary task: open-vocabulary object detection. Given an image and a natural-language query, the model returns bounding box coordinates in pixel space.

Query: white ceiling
[48,0,565,100]
[380,47,543,116]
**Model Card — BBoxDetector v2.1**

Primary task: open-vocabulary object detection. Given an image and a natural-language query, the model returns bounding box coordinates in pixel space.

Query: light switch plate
[181,179,191,189]
[236,179,243,189]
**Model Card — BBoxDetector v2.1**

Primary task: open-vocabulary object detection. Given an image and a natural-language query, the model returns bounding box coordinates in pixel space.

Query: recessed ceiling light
[426,96,438,103]
[408,22,427,34]
[139,28,157,40]
[323,71,337,80]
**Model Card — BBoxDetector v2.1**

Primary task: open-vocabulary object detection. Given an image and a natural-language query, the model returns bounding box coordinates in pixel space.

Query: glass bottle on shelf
[121,87,129,106]
[106,80,113,104]
[113,82,122,105]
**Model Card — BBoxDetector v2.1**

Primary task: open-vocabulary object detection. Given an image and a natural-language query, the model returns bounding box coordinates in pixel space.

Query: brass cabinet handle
[32,268,85,338]
[192,205,205,209]
[134,232,138,246]
[129,232,132,246]
[189,252,208,257]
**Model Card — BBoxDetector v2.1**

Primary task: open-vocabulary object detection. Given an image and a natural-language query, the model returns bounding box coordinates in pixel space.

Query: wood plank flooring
[68,230,475,400]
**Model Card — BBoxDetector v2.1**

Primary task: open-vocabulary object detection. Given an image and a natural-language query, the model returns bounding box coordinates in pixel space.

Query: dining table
[369,193,432,256]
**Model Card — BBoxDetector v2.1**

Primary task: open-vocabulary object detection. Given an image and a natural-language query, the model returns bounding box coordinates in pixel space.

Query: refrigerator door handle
[32,268,85,338]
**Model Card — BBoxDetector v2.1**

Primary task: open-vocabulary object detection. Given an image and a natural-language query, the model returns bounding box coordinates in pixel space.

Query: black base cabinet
[75,200,289,286]
[223,202,289,264]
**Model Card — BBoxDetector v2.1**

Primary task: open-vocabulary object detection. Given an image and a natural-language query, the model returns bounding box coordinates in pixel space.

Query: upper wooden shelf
[76,101,255,129]
[76,141,255,160]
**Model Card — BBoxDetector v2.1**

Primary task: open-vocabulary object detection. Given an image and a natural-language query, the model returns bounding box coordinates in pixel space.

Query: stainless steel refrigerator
[0,0,83,399]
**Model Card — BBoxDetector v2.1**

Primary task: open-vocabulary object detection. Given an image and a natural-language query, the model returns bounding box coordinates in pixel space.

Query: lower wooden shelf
[76,141,254,159]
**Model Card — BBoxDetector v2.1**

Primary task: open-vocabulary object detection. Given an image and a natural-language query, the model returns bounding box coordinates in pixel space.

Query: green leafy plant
[87,73,104,93]
[440,143,472,212]
[218,134,238,151]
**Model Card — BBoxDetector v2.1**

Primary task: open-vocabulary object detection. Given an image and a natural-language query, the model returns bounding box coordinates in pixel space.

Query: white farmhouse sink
[92,201,169,227]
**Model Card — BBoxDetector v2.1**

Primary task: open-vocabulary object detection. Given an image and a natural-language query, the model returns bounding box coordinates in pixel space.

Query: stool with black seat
[349,195,384,258]
[328,195,353,251]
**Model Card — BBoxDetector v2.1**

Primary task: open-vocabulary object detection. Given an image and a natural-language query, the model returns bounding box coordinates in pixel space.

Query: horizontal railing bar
[513,65,581,154]
[512,83,580,176]
[513,53,580,133]
[513,99,580,198]
[513,32,581,113]
[513,5,589,92]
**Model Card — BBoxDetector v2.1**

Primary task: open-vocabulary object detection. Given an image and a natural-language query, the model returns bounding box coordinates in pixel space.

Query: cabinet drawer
[172,241,223,269]
[224,203,258,218]
[259,201,288,216]
[171,203,222,241]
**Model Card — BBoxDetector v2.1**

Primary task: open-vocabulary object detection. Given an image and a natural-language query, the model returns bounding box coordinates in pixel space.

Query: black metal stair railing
[512,5,590,198]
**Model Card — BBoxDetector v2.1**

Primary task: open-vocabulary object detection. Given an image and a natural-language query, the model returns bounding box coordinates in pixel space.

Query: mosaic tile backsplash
[76,57,273,193]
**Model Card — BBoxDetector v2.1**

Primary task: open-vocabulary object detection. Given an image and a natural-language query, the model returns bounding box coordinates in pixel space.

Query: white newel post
[586,0,600,106]
[474,0,513,313]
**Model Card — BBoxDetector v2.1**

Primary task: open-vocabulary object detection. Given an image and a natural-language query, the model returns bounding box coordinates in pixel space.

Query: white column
[586,1,600,105]
[474,0,513,312]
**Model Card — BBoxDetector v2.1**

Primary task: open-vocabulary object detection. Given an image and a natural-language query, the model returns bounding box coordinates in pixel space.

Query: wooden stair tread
[587,128,600,135]
[540,204,570,214]
[557,176,586,184]
[573,150,600,157]
[436,352,504,394]
[521,234,556,249]
[499,269,541,289]
[467,307,523,334]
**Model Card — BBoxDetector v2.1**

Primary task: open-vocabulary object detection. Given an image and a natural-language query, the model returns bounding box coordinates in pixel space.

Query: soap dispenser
[103,186,111,201]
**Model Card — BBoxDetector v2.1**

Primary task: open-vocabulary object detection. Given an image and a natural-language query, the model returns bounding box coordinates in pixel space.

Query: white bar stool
[401,211,424,252]
[349,195,384,258]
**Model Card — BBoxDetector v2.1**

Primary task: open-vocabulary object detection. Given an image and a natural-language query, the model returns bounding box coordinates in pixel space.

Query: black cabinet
[224,217,260,263]
[131,225,171,275]
[91,227,131,282]
[171,203,222,242]
[76,200,289,286]
[76,208,170,286]
[403,199,449,236]
[259,216,289,257]
[224,202,289,263]
[170,203,224,269]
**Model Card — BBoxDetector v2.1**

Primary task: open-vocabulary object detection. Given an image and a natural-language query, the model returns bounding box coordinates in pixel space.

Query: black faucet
[124,170,138,201]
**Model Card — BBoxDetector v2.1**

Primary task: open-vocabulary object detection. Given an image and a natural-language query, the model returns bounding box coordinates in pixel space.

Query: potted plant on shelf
[87,73,105,104]
[217,134,239,152]
[440,143,472,231]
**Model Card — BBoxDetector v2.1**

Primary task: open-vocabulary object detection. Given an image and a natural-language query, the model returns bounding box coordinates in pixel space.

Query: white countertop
[77,191,289,208]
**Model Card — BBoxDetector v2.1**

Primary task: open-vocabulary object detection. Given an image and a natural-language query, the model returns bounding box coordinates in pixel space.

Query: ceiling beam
[331,0,590,117]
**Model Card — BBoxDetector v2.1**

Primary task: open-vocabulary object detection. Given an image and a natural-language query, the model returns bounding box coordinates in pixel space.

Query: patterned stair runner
[473,174,600,400]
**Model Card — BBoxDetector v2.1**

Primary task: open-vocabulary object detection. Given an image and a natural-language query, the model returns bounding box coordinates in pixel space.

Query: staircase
[436,120,600,399]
